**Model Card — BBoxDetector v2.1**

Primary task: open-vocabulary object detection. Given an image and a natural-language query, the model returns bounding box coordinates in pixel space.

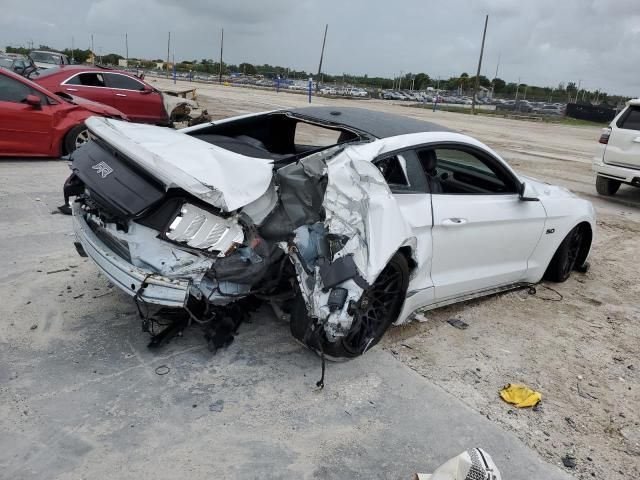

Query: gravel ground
[3,78,637,479]
[152,79,640,479]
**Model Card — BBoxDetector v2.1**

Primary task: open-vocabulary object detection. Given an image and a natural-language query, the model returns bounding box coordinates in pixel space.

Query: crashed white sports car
[66,107,595,358]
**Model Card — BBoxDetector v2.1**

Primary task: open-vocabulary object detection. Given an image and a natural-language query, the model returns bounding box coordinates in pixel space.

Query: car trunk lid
[84,117,274,212]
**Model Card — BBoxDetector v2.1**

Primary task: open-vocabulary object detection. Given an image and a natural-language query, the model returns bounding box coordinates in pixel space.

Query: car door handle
[65,88,78,92]
[633,136,640,143]
[115,93,127,97]
[442,218,467,226]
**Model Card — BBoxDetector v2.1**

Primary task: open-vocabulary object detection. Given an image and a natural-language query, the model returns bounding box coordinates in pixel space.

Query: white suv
[593,99,640,195]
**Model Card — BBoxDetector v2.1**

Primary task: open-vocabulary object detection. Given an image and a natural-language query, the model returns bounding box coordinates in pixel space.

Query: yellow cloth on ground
[499,383,542,408]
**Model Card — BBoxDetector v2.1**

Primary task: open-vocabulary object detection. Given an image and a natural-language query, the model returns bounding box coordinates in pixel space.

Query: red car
[0,68,127,157]
[34,66,173,125]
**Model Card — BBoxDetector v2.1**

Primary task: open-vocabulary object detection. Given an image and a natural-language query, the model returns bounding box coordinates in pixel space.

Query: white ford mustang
[66,107,595,358]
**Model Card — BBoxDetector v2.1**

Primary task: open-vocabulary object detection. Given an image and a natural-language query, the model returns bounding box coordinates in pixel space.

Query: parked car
[0,68,127,157]
[66,106,594,358]
[538,105,564,116]
[29,50,70,70]
[33,65,202,125]
[0,54,38,77]
[593,99,640,195]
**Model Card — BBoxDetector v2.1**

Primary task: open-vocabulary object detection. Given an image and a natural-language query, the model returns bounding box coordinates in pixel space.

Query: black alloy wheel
[290,252,409,359]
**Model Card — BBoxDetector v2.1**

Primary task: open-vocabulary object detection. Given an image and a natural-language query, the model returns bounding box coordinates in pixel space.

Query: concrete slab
[0,159,573,479]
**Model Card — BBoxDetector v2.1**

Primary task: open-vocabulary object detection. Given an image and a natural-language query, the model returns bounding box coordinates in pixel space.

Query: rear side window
[104,73,144,90]
[294,122,342,147]
[66,73,106,87]
[618,107,640,131]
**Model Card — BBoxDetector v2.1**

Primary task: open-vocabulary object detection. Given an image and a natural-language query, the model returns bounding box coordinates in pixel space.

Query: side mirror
[25,94,42,109]
[519,181,539,201]
[140,85,153,94]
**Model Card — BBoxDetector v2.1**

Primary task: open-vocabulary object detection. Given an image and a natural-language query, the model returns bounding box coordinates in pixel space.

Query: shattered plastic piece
[447,318,469,330]
[327,288,348,311]
[414,313,429,323]
[499,383,542,408]
[414,448,501,480]
[562,455,577,469]
[318,255,363,289]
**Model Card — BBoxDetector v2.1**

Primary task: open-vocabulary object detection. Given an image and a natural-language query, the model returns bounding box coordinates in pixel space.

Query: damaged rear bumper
[73,209,190,307]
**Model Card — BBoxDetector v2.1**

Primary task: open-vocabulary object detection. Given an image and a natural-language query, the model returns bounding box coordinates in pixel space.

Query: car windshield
[30,51,62,64]
[0,58,13,68]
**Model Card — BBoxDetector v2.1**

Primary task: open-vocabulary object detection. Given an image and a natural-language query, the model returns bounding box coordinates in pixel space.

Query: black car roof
[287,106,451,138]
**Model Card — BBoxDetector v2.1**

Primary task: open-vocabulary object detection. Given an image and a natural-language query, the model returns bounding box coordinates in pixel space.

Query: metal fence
[566,103,618,123]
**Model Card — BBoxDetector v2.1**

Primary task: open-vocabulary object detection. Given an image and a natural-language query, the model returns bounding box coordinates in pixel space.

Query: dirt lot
[1,79,636,478]
[152,79,640,479]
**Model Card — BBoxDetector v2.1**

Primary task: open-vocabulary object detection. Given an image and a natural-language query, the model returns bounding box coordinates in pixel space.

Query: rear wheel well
[397,246,417,273]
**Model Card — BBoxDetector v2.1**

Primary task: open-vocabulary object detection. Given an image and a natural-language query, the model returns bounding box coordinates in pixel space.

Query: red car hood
[61,93,128,120]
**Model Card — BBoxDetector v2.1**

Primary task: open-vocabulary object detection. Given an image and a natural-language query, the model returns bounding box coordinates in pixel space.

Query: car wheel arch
[573,221,593,268]
[543,221,592,281]
[62,123,90,155]
[397,245,417,273]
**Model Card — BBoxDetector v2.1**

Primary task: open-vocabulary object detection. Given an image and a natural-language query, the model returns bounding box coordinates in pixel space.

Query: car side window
[618,107,640,131]
[373,151,427,193]
[416,146,518,195]
[66,73,106,87]
[105,73,144,91]
[0,74,47,104]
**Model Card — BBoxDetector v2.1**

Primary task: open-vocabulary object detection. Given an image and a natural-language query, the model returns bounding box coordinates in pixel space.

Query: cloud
[0,0,636,95]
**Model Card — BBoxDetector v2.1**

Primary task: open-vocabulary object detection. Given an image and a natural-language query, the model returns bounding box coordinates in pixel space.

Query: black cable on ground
[527,283,563,302]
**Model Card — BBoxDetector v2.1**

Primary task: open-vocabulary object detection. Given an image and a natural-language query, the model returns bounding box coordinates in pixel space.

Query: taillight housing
[599,127,611,144]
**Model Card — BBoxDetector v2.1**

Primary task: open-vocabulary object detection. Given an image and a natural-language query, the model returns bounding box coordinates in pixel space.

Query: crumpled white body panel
[293,146,416,335]
[324,147,413,284]
[85,117,274,212]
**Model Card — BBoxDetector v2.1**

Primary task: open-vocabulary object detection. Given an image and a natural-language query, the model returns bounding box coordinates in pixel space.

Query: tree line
[6,45,623,104]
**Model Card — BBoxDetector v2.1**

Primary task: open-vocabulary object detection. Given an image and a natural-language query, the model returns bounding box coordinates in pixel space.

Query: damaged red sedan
[0,68,127,157]
[33,65,203,126]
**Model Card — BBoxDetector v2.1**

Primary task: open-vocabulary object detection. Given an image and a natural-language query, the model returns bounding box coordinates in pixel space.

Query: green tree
[413,73,431,90]
[492,77,506,93]
[98,53,123,65]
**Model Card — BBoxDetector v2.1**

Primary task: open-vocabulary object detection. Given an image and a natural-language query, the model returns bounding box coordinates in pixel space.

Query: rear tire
[544,225,586,282]
[595,175,621,196]
[64,124,90,154]
[290,252,409,360]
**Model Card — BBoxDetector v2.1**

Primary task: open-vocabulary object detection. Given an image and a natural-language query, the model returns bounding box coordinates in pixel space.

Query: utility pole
[471,14,489,114]
[491,53,500,99]
[515,76,521,102]
[71,36,75,63]
[166,32,170,78]
[399,70,404,90]
[316,24,328,92]
[125,33,129,66]
[219,28,224,84]
[575,79,581,103]
[91,34,94,65]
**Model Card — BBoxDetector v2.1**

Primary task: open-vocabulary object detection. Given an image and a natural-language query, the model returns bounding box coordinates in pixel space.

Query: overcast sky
[2,0,638,95]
